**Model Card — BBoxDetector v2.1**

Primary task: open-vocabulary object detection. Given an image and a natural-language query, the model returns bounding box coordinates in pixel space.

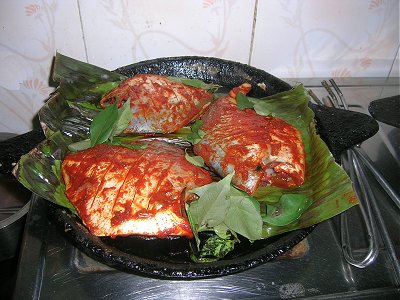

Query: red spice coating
[100,74,213,134]
[61,141,212,238]
[194,85,306,194]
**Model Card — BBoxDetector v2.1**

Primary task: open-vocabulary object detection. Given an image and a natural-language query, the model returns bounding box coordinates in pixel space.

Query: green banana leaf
[13,131,76,213]
[248,86,358,237]
[14,53,127,211]
[39,53,127,139]
[13,53,358,242]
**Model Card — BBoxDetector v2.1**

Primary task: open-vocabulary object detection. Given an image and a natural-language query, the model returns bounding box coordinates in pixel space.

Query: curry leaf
[90,103,118,146]
[110,99,132,138]
[185,119,205,144]
[68,139,91,152]
[186,202,201,251]
[188,173,263,255]
[185,152,205,167]
[189,173,233,231]
[225,194,263,240]
[110,141,149,151]
[213,223,231,238]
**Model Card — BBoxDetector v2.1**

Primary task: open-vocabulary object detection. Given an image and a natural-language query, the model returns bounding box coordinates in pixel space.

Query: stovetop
[10,78,400,299]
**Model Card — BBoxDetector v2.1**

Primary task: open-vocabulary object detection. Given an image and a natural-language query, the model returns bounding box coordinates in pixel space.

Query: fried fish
[100,74,213,134]
[193,84,306,194]
[61,140,213,238]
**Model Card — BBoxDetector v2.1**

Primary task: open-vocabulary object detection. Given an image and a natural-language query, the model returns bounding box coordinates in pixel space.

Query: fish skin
[61,141,213,238]
[100,74,213,134]
[193,85,305,195]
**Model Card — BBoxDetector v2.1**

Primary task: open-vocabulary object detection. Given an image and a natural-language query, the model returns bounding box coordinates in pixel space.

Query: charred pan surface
[61,141,212,238]
[100,74,213,134]
[115,56,293,98]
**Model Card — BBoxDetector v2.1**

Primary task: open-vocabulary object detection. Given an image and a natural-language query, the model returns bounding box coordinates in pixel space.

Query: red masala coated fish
[100,74,213,134]
[61,141,212,238]
[193,84,306,195]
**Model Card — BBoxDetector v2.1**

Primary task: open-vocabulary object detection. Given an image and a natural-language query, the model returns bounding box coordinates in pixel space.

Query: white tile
[79,0,255,70]
[1,0,399,134]
[251,0,400,78]
[0,0,86,133]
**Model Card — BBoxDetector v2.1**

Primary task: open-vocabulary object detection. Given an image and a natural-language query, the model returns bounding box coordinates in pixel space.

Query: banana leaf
[13,131,76,213]
[248,86,358,237]
[39,53,127,139]
[13,53,358,241]
[14,53,128,211]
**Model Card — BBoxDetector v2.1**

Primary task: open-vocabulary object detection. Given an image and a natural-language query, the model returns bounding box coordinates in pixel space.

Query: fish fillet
[193,84,306,194]
[100,74,213,134]
[61,140,213,238]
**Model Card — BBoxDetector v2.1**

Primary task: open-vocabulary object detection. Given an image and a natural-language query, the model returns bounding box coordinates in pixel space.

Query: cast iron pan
[0,56,379,279]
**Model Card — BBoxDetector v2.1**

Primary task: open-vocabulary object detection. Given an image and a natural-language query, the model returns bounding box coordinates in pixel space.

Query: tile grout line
[386,44,399,79]
[77,0,89,63]
[248,0,258,66]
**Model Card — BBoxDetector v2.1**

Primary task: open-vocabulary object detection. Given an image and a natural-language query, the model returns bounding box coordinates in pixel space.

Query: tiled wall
[1,0,399,134]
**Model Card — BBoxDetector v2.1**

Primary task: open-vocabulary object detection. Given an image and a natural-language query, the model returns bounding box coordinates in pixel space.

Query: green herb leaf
[189,173,233,231]
[51,159,77,214]
[68,139,91,152]
[236,92,254,110]
[263,194,313,226]
[186,202,201,250]
[90,103,118,146]
[185,120,205,144]
[225,194,263,240]
[213,223,231,239]
[188,173,263,256]
[185,152,205,167]
[110,141,149,151]
[199,234,236,259]
[110,99,132,138]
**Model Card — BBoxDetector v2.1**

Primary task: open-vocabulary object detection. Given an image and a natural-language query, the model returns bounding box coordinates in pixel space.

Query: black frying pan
[0,56,379,279]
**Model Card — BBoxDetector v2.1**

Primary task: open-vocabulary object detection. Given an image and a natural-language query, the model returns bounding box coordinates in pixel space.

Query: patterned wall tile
[251,0,400,78]
[0,0,86,134]
[0,0,398,134]
[79,0,255,70]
